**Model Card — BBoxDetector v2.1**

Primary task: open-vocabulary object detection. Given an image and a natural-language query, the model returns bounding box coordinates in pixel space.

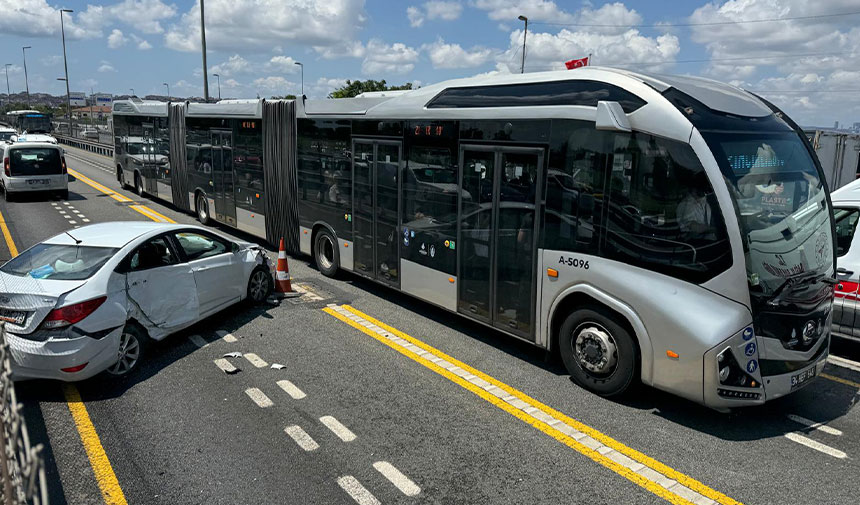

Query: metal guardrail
[54,134,113,158]
[0,323,48,505]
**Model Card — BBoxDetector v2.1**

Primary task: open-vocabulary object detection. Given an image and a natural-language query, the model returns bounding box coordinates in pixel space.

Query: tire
[196,193,211,225]
[247,266,273,304]
[134,171,144,197]
[313,228,339,277]
[558,306,638,397]
[3,188,14,202]
[104,323,148,377]
[117,167,127,189]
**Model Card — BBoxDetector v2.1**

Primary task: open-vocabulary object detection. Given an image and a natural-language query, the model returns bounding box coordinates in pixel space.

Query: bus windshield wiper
[766,271,835,307]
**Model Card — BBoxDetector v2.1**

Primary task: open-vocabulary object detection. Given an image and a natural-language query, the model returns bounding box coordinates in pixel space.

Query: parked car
[81,129,100,140]
[0,141,69,200]
[0,222,274,380]
[830,180,860,343]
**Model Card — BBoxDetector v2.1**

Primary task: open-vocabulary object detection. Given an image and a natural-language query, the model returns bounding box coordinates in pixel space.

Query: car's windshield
[1,244,118,280]
[703,131,833,297]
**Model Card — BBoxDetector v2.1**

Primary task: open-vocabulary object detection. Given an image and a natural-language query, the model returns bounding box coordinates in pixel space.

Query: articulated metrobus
[4,110,53,133]
[112,67,835,409]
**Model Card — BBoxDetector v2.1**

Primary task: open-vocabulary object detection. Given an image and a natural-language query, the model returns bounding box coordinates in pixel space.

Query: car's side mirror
[595,100,632,132]
[231,242,241,254]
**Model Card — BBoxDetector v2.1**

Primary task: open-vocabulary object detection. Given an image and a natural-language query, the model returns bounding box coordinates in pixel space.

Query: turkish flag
[565,57,589,69]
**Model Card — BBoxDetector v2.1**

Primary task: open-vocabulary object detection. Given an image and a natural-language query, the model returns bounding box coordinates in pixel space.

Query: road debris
[222,352,243,358]
[271,363,286,370]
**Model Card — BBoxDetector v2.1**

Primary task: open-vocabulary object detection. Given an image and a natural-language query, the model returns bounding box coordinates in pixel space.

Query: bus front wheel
[196,193,211,225]
[313,229,339,277]
[559,307,638,397]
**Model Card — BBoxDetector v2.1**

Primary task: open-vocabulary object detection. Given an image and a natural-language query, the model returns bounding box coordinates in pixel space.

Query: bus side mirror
[595,101,632,133]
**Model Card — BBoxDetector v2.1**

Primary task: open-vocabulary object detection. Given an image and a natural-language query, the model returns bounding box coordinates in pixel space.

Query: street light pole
[60,9,73,135]
[22,47,31,108]
[200,0,210,101]
[130,88,135,97]
[3,64,10,113]
[518,15,528,74]
[213,73,220,100]
[163,82,170,101]
[89,87,94,129]
[294,61,304,96]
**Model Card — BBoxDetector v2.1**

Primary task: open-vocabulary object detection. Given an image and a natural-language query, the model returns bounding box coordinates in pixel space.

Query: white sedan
[0,222,273,380]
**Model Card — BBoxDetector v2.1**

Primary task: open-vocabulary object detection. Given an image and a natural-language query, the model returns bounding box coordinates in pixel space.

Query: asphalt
[1,146,859,505]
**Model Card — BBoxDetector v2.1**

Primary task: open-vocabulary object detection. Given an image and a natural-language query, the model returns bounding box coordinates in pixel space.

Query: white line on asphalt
[50,202,58,206]
[68,220,77,224]
[827,355,860,373]
[58,210,67,214]
[215,330,238,343]
[245,388,274,408]
[784,432,847,458]
[284,425,319,451]
[787,414,843,436]
[336,476,380,505]
[244,353,268,368]
[189,334,208,348]
[213,358,238,374]
[276,380,306,399]
[319,416,356,442]
[82,218,90,223]
[373,461,421,496]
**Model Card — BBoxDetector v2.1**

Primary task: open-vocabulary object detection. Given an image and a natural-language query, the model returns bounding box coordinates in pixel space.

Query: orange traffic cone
[274,238,300,298]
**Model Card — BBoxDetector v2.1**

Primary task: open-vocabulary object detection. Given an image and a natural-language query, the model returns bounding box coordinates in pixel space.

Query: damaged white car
[0,222,273,380]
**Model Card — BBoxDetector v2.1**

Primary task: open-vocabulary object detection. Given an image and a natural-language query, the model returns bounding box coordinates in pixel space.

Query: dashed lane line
[244,353,268,368]
[786,414,843,436]
[216,330,238,343]
[244,388,274,408]
[277,379,307,400]
[337,476,380,505]
[783,432,847,459]
[319,416,357,442]
[373,461,421,497]
[285,425,320,452]
[66,168,177,224]
[214,358,239,374]
[324,304,741,505]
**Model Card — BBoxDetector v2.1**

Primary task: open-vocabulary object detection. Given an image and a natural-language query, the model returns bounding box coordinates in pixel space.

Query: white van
[0,142,69,201]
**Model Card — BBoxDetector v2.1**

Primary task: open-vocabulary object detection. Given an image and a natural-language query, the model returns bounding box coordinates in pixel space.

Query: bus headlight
[719,366,730,382]
[717,348,758,388]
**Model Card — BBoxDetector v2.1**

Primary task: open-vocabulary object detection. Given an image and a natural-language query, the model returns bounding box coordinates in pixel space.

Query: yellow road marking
[822,373,860,389]
[0,207,18,257]
[63,385,128,505]
[68,168,176,224]
[324,305,743,505]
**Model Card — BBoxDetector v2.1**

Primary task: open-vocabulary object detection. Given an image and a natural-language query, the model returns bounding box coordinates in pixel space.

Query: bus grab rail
[53,134,114,158]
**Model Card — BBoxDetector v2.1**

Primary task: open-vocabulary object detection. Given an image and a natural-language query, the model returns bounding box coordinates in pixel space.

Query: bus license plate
[791,366,816,389]
[27,179,48,185]
[0,308,26,325]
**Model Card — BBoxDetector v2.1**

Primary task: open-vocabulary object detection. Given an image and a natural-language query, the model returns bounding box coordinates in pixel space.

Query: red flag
[565,57,589,69]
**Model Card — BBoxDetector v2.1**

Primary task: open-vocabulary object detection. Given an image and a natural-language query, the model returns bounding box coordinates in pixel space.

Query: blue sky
[1,0,859,126]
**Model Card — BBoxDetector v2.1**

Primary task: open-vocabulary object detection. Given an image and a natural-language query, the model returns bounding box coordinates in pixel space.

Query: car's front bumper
[7,327,121,381]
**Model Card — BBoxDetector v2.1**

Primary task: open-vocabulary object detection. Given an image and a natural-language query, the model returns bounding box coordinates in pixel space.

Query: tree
[328,80,413,99]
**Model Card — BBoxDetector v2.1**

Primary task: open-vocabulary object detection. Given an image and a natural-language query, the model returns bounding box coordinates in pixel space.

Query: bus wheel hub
[575,326,617,374]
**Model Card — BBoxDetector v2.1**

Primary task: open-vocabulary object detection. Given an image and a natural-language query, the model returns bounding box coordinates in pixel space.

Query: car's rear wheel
[314,228,339,277]
[105,324,147,377]
[196,193,210,225]
[247,266,273,303]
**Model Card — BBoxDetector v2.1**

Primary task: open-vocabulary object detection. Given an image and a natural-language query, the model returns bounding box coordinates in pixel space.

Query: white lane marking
[51,202,59,206]
[190,334,208,348]
[58,210,67,214]
[213,358,238,373]
[787,414,843,436]
[276,380,306,399]
[784,432,847,458]
[62,202,71,206]
[827,355,860,373]
[68,220,77,224]
[284,425,319,451]
[244,353,268,368]
[336,476,380,505]
[82,218,90,223]
[319,416,356,442]
[215,330,238,343]
[245,388,274,408]
[373,461,420,496]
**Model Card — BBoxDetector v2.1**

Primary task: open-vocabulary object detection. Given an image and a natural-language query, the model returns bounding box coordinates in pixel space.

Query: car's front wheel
[247,266,273,303]
[105,324,148,377]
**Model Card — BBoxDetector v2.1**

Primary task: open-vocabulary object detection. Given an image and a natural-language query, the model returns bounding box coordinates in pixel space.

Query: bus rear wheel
[559,307,637,397]
[313,229,339,277]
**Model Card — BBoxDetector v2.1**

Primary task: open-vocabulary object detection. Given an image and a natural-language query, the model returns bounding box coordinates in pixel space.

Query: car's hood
[0,272,87,334]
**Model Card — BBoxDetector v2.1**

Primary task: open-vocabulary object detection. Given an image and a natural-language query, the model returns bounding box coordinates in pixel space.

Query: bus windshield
[20,115,52,133]
[703,131,833,298]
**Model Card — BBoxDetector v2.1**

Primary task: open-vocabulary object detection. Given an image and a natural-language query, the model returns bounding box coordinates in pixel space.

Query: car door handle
[196,266,210,272]
[837,267,853,276]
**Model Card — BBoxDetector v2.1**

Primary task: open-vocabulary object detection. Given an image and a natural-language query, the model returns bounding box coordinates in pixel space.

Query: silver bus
[113,67,835,410]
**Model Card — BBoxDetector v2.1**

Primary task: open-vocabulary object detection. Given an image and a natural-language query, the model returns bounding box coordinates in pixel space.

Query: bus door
[211,130,237,226]
[352,139,401,288]
[142,125,158,196]
[458,146,543,340]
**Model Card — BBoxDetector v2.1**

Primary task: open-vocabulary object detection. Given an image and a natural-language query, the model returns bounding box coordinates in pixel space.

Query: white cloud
[98,61,116,73]
[408,1,462,27]
[211,55,251,77]
[423,39,494,68]
[362,39,419,75]
[41,55,63,66]
[309,77,349,98]
[266,56,301,73]
[472,0,575,23]
[165,0,367,52]
[314,40,366,59]
[108,29,128,49]
[137,39,153,50]
[108,0,177,34]
[252,76,297,95]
